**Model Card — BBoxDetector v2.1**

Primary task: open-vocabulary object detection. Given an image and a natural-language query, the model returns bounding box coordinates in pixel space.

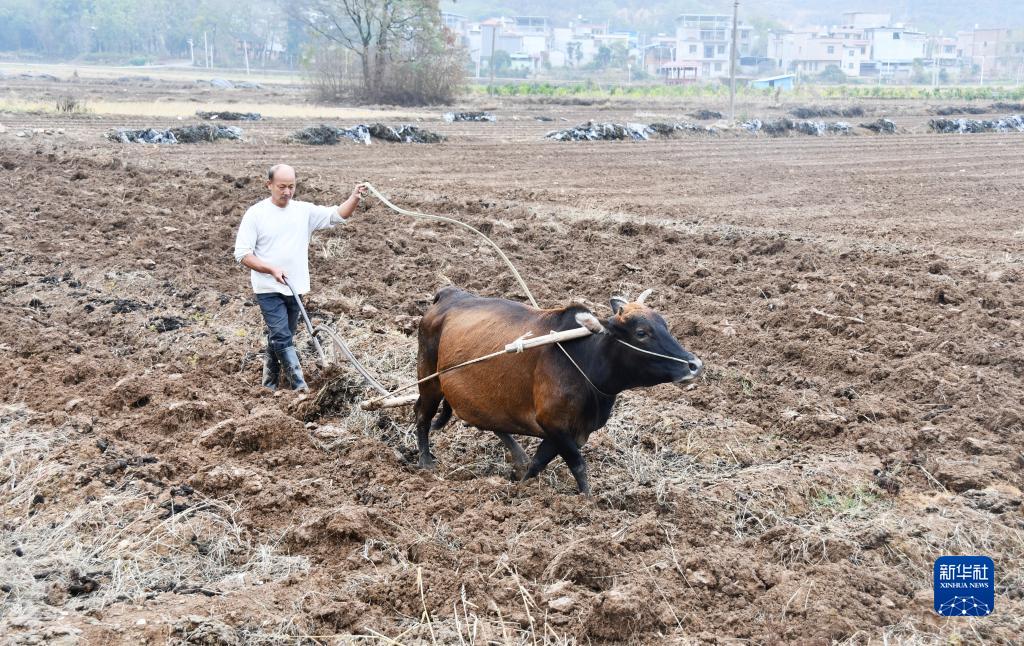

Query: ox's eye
[635,329,649,339]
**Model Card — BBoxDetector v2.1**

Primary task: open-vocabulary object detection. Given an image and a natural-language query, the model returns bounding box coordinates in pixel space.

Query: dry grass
[0,403,308,628]
[55,95,89,114]
[0,99,51,114]
[90,100,438,120]
[0,97,436,120]
[1,62,303,85]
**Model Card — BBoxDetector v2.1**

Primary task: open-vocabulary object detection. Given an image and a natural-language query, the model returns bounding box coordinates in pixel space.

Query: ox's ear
[575,311,607,334]
[610,296,628,315]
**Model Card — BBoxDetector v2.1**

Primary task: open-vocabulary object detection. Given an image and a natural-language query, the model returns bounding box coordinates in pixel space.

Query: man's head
[267,164,297,207]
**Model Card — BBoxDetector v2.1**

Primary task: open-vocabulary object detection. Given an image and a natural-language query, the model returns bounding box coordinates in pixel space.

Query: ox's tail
[430,398,453,431]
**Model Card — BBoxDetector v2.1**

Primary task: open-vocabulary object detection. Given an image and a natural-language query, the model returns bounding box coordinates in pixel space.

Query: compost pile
[928,115,1024,133]
[859,118,898,134]
[368,123,445,144]
[545,121,651,141]
[442,111,496,123]
[290,124,445,145]
[196,111,263,121]
[546,121,717,141]
[690,109,723,120]
[647,122,719,136]
[789,105,866,118]
[930,105,989,116]
[742,118,852,136]
[106,124,243,144]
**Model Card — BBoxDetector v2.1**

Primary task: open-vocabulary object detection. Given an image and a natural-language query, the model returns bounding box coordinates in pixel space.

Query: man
[234,164,365,391]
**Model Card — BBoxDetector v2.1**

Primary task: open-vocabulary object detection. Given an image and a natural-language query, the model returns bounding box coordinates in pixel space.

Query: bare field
[1,73,1023,644]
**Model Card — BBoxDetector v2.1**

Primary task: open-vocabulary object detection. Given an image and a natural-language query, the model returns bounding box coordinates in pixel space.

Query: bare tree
[298,0,441,101]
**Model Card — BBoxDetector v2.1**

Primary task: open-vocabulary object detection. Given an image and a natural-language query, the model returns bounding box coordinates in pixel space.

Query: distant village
[442,11,1024,86]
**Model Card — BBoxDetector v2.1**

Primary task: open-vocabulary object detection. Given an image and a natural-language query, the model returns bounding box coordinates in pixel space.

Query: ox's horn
[575,312,607,334]
[636,288,653,304]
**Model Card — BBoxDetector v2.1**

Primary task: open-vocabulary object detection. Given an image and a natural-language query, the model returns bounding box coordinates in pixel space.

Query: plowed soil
[1,72,1023,644]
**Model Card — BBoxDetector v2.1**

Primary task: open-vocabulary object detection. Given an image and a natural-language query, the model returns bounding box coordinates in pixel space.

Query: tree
[749,16,784,58]
[609,41,629,69]
[490,49,511,72]
[911,60,929,84]
[587,42,628,71]
[298,0,449,102]
[817,64,846,84]
[566,41,582,68]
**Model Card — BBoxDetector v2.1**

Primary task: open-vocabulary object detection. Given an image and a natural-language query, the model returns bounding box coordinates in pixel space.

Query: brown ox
[415,287,702,494]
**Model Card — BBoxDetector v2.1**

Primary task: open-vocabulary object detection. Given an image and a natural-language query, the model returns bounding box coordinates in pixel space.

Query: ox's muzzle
[674,356,704,383]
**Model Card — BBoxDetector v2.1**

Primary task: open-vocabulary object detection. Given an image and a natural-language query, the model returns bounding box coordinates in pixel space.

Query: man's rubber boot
[278,346,308,391]
[262,351,281,391]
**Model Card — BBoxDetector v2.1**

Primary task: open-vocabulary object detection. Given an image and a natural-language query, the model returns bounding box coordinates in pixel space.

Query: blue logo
[934,556,994,616]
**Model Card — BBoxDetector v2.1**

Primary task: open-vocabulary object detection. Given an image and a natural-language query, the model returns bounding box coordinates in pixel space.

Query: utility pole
[729,1,739,122]
[489,23,498,86]
[243,40,250,75]
[204,32,209,68]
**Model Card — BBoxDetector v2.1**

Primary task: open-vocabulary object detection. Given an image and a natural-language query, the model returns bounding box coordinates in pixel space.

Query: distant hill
[442,0,1024,34]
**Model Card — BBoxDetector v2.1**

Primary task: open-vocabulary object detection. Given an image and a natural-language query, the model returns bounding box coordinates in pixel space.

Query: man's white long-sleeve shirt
[233,198,342,296]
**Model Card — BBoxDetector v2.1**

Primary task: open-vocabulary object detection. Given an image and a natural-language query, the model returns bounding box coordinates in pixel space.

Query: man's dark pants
[257,292,300,353]
[256,292,306,390]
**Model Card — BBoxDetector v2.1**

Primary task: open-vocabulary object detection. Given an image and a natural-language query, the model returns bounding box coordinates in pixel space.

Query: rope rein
[362,183,539,308]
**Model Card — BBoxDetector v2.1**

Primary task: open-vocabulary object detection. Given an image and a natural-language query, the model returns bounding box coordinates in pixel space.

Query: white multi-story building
[773,14,931,80]
[674,14,753,79]
[868,27,928,63]
[864,26,928,78]
[771,29,868,78]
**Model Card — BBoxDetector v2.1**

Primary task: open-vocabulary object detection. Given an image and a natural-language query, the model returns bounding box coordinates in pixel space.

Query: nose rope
[558,336,701,399]
[614,339,700,365]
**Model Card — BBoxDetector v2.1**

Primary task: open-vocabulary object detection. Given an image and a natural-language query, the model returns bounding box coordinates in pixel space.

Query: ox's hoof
[418,455,437,471]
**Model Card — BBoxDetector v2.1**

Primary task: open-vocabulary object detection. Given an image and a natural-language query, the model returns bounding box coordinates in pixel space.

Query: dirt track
[1,73,1023,644]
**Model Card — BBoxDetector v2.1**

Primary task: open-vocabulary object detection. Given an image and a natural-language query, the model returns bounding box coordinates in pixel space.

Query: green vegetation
[808,485,880,516]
